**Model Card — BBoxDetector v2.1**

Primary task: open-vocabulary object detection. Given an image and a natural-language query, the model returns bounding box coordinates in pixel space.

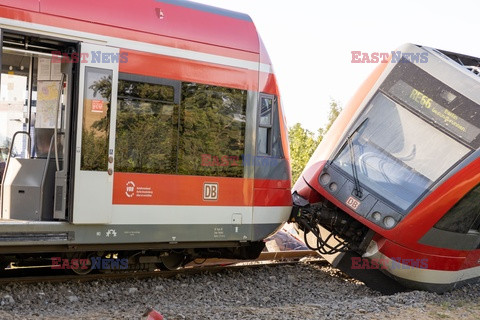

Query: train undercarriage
[290,192,407,294]
[0,241,265,274]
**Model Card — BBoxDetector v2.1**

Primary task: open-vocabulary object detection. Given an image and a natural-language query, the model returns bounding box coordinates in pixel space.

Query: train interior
[0,30,76,223]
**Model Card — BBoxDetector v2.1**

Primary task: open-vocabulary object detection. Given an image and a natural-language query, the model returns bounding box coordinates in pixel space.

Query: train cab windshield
[333,92,470,211]
[331,60,480,211]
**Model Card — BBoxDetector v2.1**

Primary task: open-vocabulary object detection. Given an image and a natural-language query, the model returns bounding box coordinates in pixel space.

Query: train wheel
[157,252,186,270]
[69,253,94,275]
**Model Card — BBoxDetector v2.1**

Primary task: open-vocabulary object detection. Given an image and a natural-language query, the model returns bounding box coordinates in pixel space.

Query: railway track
[0,250,324,284]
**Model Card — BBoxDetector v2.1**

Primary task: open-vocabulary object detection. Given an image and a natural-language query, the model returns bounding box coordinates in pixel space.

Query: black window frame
[80,66,113,171]
[114,73,247,178]
[257,93,274,156]
[118,73,181,104]
[434,183,480,234]
[114,73,181,174]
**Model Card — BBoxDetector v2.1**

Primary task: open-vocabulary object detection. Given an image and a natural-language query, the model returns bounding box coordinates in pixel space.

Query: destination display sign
[381,60,480,149]
[389,80,480,144]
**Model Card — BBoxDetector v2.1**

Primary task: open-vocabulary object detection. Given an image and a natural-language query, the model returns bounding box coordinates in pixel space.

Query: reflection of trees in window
[115,80,177,174]
[435,184,480,233]
[178,83,246,177]
[81,68,112,171]
[114,77,247,178]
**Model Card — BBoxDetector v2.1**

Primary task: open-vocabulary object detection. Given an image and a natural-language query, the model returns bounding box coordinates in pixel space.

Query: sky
[194,0,480,132]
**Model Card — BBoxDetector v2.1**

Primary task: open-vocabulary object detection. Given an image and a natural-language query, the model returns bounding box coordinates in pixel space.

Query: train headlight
[329,182,338,192]
[383,216,396,229]
[372,212,381,221]
[319,173,331,185]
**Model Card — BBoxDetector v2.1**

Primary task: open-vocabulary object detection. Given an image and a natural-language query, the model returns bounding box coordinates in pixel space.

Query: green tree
[289,123,319,183]
[289,100,342,183]
[318,99,341,138]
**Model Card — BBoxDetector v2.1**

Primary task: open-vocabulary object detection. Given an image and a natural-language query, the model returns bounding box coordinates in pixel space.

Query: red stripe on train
[378,238,468,271]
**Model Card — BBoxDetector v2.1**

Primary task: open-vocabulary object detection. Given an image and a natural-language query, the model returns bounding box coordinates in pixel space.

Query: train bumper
[364,239,480,293]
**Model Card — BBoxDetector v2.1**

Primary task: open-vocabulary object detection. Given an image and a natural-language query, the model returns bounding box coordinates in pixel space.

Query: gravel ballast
[0,261,479,319]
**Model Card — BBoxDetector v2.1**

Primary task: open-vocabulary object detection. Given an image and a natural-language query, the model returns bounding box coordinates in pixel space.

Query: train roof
[0,0,260,53]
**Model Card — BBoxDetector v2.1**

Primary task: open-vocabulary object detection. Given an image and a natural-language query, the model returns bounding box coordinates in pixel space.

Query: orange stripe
[259,71,278,95]
[254,179,290,189]
[113,172,254,206]
[119,49,258,91]
[253,189,292,206]
[113,173,291,206]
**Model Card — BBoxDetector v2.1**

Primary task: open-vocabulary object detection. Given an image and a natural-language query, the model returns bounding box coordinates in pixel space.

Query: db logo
[203,183,218,201]
[346,196,361,210]
[125,181,135,198]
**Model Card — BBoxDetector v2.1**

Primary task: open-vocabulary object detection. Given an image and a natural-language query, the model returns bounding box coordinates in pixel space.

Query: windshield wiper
[347,118,369,198]
[348,134,362,198]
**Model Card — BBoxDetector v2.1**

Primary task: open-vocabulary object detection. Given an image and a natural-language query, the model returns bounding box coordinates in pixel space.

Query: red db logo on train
[203,183,218,201]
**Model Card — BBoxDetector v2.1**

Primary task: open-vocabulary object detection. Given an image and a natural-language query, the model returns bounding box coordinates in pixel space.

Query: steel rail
[0,250,324,284]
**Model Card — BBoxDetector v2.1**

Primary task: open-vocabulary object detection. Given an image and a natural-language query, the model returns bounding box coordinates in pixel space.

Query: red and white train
[292,44,480,293]
[0,0,291,271]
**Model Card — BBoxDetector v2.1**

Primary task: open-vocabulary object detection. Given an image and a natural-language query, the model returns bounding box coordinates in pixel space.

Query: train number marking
[346,196,361,210]
[203,183,218,201]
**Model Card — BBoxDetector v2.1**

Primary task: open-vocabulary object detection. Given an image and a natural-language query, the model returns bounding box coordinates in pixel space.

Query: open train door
[72,43,119,224]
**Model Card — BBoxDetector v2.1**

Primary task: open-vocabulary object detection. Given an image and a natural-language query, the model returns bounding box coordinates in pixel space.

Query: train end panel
[291,44,480,293]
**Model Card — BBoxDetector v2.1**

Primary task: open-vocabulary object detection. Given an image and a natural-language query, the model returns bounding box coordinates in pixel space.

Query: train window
[258,96,273,155]
[178,83,246,177]
[80,67,112,171]
[260,97,272,126]
[434,184,480,233]
[115,77,179,174]
[333,93,470,211]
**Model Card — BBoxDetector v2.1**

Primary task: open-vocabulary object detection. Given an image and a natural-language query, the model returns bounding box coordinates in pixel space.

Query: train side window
[80,67,112,171]
[115,75,179,174]
[258,95,273,155]
[178,83,246,178]
[434,184,480,233]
